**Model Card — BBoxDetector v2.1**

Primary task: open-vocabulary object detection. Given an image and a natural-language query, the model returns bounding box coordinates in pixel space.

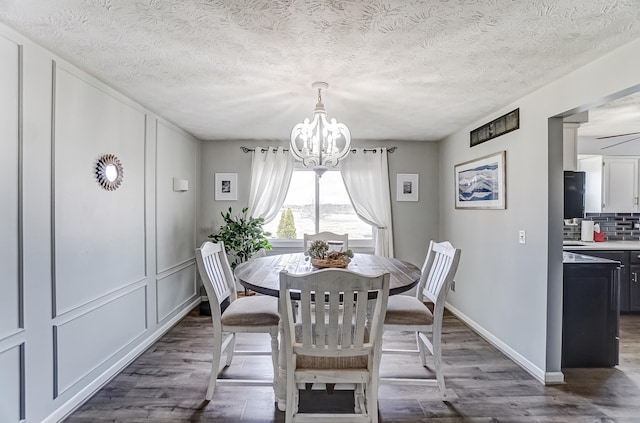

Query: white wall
[0,22,200,423]
[439,37,640,383]
[155,122,199,322]
[199,139,439,268]
[0,31,22,423]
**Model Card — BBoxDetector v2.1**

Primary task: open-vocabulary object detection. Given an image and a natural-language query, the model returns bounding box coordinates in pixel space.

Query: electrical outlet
[519,230,526,244]
[450,280,456,292]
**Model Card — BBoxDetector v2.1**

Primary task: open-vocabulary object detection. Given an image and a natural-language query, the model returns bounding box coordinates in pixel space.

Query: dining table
[234,252,422,410]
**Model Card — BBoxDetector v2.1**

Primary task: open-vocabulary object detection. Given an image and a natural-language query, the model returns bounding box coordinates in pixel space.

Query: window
[263,168,372,240]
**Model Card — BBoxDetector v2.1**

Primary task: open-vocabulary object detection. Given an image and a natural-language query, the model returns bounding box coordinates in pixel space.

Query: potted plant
[208,206,272,269]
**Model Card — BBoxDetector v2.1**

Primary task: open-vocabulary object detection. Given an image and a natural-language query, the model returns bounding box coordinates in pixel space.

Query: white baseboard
[44,297,201,423]
[445,302,564,386]
[544,372,565,384]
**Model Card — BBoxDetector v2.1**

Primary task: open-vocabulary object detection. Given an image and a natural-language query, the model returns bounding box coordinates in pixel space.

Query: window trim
[267,237,374,252]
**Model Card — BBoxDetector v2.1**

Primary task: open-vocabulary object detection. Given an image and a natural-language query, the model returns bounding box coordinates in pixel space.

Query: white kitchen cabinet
[578,155,640,213]
[603,157,639,212]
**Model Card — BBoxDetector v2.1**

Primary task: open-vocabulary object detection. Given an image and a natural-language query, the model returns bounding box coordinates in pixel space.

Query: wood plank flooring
[62,309,640,422]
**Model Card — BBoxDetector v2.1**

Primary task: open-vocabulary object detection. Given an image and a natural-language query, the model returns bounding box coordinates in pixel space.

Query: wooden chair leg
[285,374,297,423]
[433,330,446,397]
[206,331,223,400]
[367,380,379,423]
[354,383,365,414]
[224,332,236,367]
[416,331,428,367]
[269,330,279,397]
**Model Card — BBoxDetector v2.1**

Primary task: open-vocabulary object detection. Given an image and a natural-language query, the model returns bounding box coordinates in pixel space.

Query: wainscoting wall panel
[156,264,197,323]
[0,34,21,339]
[54,287,147,397]
[155,121,198,274]
[52,64,146,316]
[0,20,202,423]
[0,344,24,422]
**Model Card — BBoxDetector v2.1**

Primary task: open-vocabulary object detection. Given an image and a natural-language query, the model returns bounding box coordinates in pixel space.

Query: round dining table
[234,252,421,298]
[234,252,422,410]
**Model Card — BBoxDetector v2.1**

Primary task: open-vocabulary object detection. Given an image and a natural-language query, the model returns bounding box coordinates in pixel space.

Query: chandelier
[290,82,351,177]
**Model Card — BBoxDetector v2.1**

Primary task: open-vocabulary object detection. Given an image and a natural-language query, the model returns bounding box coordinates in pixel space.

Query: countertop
[562,240,640,251]
[562,251,620,265]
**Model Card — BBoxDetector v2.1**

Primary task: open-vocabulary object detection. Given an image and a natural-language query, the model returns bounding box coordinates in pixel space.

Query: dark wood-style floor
[62,309,640,422]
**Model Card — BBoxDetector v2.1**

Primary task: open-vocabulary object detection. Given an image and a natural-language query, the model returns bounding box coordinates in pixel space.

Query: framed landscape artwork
[454,151,506,209]
[215,173,237,201]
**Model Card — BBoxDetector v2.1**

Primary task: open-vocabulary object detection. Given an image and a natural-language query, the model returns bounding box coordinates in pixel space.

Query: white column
[563,123,581,170]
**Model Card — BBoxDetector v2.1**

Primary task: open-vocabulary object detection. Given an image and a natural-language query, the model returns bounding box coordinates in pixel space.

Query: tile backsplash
[564,213,640,241]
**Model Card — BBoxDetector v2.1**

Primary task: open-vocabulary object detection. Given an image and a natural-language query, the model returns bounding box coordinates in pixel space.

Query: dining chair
[279,268,390,423]
[382,240,461,397]
[195,241,280,400]
[303,231,349,251]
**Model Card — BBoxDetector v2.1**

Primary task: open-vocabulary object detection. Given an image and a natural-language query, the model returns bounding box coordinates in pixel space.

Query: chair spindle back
[419,241,461,305]
[280,268,389,358]
[196,241,236,308]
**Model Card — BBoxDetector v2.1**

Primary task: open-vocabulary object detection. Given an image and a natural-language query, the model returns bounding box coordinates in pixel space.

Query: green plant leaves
[208,207,272,268]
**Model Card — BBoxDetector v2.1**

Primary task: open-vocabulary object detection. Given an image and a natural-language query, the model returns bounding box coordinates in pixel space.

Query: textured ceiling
[580,91,640,138]
[2,0,640,141]
[578,92,640,155]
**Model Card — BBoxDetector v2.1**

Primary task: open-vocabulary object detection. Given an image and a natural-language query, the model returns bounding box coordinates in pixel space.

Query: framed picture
[454,151,506,209]
[215,173,237,201]
[470,108,519,147]
[396,173,419,202]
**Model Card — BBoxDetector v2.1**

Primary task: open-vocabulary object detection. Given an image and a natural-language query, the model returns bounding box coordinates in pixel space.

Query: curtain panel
[340,147,394,257]
[247,146,294,223]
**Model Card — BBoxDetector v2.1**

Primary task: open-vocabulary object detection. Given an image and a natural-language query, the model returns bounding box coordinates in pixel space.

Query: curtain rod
[240,146,397,153]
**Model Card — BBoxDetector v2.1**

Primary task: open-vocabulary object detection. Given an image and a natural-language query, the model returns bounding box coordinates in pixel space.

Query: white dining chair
[195,241,280,400]
[303,231,349,251]
[382,240,461,397]
[279,268,390,423]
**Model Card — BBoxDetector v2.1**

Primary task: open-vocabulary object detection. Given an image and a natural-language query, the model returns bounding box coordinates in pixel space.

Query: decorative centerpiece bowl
[311,257,351,268]
[306,240,354,269]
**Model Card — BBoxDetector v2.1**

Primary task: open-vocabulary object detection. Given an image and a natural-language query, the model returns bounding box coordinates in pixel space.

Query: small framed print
[396,173,419,202]
[215,173,237,201]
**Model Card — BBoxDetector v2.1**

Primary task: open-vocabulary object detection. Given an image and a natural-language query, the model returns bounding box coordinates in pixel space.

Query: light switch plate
[519,230,526,244]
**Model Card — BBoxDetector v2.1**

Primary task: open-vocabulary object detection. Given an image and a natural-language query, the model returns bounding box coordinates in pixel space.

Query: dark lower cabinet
[562,256,620,368]
[628,251,640,311]
[565,249,632,312]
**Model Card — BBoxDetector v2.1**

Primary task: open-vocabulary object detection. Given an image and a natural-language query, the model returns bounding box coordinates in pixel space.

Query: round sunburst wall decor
[95,154,124,191]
